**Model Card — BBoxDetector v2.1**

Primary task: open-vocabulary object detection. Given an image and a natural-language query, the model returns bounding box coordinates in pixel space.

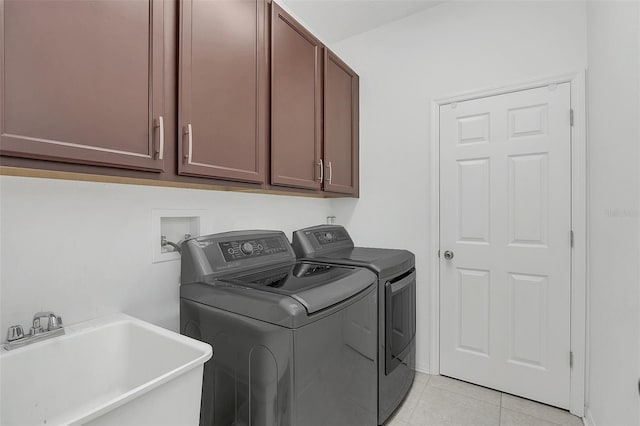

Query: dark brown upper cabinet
[270,3,323,190]
[178,0,268,183]
[0,0,166,172]
[323,49,359,195]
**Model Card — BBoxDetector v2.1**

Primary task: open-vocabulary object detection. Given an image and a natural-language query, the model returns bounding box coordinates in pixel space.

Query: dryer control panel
[292,225,355,257]
[313,229,350,245]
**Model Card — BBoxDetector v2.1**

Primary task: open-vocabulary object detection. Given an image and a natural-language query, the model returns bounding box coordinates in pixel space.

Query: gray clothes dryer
[292,225,416,425]
[179,230,378,426]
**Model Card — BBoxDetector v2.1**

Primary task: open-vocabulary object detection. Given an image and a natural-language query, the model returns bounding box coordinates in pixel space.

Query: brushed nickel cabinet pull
[317,159,324,183]
[155,116,164,160]
[183,124,193,163]
[327,161,333,184]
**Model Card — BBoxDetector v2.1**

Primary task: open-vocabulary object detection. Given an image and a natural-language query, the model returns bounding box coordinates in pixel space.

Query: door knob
[443,250,454,260]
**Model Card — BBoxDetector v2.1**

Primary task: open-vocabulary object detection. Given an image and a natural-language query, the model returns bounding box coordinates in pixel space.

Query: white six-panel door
[439,83,572,408]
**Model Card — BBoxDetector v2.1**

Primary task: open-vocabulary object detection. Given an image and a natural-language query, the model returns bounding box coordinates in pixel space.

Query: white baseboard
[582,408,596,426]
[414,363,431,375]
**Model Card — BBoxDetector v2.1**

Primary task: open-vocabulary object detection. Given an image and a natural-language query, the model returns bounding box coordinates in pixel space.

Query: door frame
[428,72,587,417]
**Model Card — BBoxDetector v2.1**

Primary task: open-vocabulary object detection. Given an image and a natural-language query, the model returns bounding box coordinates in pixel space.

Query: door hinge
[570,351,574,368]
[570,230,574,248]
[570,109,574,127]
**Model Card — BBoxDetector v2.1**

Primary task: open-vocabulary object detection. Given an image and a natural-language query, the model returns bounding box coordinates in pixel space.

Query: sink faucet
[4,311,65,350]
[31,311,63,335]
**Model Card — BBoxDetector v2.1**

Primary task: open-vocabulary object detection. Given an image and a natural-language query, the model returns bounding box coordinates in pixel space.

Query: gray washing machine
[292,225,416,425]
[179,230,378,426]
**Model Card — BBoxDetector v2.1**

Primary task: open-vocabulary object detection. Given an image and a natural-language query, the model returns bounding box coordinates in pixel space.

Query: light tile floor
[386,373,583,426]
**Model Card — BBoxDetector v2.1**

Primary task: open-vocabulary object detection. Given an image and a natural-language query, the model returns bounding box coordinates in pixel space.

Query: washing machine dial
[323,232,334,242]
[241,242,254,255]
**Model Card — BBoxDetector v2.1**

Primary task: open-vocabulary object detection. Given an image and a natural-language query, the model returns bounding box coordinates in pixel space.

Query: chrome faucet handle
[7,325,25,342]
[49,315,63,330]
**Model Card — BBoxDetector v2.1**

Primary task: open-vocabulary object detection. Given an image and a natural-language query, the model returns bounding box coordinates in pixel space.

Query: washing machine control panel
[313,229,350,245]
[219,236,289,262]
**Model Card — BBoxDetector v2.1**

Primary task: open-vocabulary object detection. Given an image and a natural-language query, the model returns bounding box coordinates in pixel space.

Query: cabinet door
[271,3,323,190]
[179,0,267,183]
[0,0,165,171]
[324,49,359,195]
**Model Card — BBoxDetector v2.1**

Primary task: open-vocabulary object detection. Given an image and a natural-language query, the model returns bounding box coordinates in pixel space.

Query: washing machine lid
[224,261,376,314]
[303,247,415,280]
[292,225,415,280]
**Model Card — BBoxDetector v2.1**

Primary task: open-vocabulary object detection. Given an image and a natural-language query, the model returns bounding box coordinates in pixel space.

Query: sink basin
[1,313,212,426]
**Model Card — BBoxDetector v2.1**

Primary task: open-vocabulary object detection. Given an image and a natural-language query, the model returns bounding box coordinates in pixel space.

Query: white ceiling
[281,0,445,43]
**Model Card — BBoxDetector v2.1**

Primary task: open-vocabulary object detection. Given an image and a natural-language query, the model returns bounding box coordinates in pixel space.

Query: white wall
[329,0,588,373]
[0,176,332,333]
[585,2,640,425]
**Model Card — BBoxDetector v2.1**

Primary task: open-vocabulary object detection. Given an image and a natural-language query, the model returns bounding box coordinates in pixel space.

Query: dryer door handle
[388,270,416,294]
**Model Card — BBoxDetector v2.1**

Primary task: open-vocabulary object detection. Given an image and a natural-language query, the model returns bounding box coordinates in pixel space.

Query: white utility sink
[0,313,212,426]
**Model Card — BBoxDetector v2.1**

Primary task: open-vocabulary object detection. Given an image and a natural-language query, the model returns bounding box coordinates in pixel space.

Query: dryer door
[385,269,416,375]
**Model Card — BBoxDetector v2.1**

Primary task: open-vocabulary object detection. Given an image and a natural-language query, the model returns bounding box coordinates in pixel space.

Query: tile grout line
[427,382,502,407]
[433,379,578,426]
[500,407,569,426]
[501,393,581,426]
[424,377,579,426]
[408,376,503,426]
[405,375,431,426]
